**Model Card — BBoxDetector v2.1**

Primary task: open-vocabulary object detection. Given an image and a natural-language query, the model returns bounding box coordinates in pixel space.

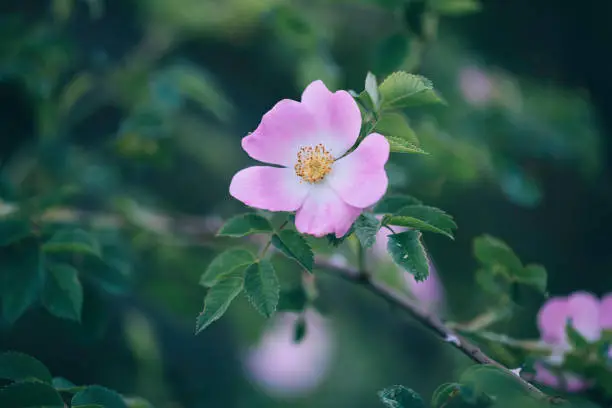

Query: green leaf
[53,376,84,393]
[277,286,308,312]
[216,213,273,237]
[429,0,481,16]
[326,223,355,247]
[124,396,155,408]
[43,263,83,321]
[42,228,101,258]
[0,217,31,246]
[387,136,428,154]
[0,352,53,384]
[378,385,425,408]
[354,213,381,248]
[0,238,44,324]
[475,268,510,295]
[365,72,380,110]
[375,112,420,146]
[379,71,445,110]
[431,383,461,408]
[0,381,64,408]
[293,315,307,343]
[566,319,590,349]
[387,231,429,281]
[199,248,255,287]
[459,364,535,400]
[515,264,547,294]
[272,230,314,272]
[473,235,523,275]
[383,205,456,239]
[374,195,423,214]
[244,260,280,318]
[196,270,244,333]
[72,385,128,408]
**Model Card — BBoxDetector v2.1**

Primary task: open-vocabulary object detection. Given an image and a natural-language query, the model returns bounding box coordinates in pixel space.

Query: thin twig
[8,204,553,399]
[316,259,549,400]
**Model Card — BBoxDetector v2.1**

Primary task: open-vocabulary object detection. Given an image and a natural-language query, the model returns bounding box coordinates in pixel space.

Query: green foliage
[244,260,280,318]
[387,230,429,281]
[374,111,427,154]
[293,315,307,344]
[0,351,145,408]
[0,217,31,246]
[0,352,53,384]
[378,385,425,408]
[326,224,356,247]
[354,213,381,248]
[565,320,589,349]
[374,195,423,214]
[431,383,464,408]
[473,235,548,294]
[382,205,457,239]
[0,381,64,408]
[374,33,411,77]
[515,264,548,294]
[216,213,273,237]
[196,269,244,333]
[0,238,44,323]
[387,137,428,154]
[473,235,523,275]
[430,0,481,16]
[277,286,308,312]
[375,112,421,150]
[272,229,314,272]
[43,263,83,321]
[72,385,128,408]
[199,248,254,287]
[378,71,445,110]
[43,228,102,258]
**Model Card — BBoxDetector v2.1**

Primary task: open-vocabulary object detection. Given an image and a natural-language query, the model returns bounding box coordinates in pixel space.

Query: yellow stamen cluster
[294,144,334,184]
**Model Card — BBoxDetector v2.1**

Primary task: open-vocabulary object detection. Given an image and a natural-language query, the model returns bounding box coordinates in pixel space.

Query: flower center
[294,144,334,184]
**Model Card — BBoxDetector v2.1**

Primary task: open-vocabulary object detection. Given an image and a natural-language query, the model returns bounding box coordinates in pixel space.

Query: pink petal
[328,133,390,208]
[537,297,569,344]
[567,292,601,342]
[600,293,612,330]
[295,185,361,238]
[300,80,362,157]
[230,166,310,212]
[242,99,318,166]
[532,363,590,392]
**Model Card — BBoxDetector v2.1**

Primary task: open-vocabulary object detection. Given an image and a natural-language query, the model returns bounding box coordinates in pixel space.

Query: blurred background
[0,0,611,407]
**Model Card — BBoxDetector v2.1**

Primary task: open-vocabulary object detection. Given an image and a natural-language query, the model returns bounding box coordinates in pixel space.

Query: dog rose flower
[230,80,390,237]
[531,291,612,392]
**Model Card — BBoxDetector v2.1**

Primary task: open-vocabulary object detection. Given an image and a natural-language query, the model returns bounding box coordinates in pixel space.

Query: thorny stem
[316,259,551,400]
[12,204,557,401]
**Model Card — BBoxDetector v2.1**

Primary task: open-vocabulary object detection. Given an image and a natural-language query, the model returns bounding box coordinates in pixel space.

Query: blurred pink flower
[371,224,444,312]
[531,291,612,392]
[243,310,335,398]
[458,66,493,107]
[229,80,390,238]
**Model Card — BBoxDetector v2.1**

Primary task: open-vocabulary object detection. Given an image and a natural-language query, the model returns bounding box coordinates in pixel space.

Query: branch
[8,203,553,399]
[316,259,549,400]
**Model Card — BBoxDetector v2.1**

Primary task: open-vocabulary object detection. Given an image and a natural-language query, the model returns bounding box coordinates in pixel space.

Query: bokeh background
[0,0,611,407]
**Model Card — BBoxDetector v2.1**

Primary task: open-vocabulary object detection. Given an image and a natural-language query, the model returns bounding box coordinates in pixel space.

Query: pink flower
[458,65,493,107]
[243,310,335,398]
[531,291,612,392]
[230,80,390,238]
[371,224,445,313]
